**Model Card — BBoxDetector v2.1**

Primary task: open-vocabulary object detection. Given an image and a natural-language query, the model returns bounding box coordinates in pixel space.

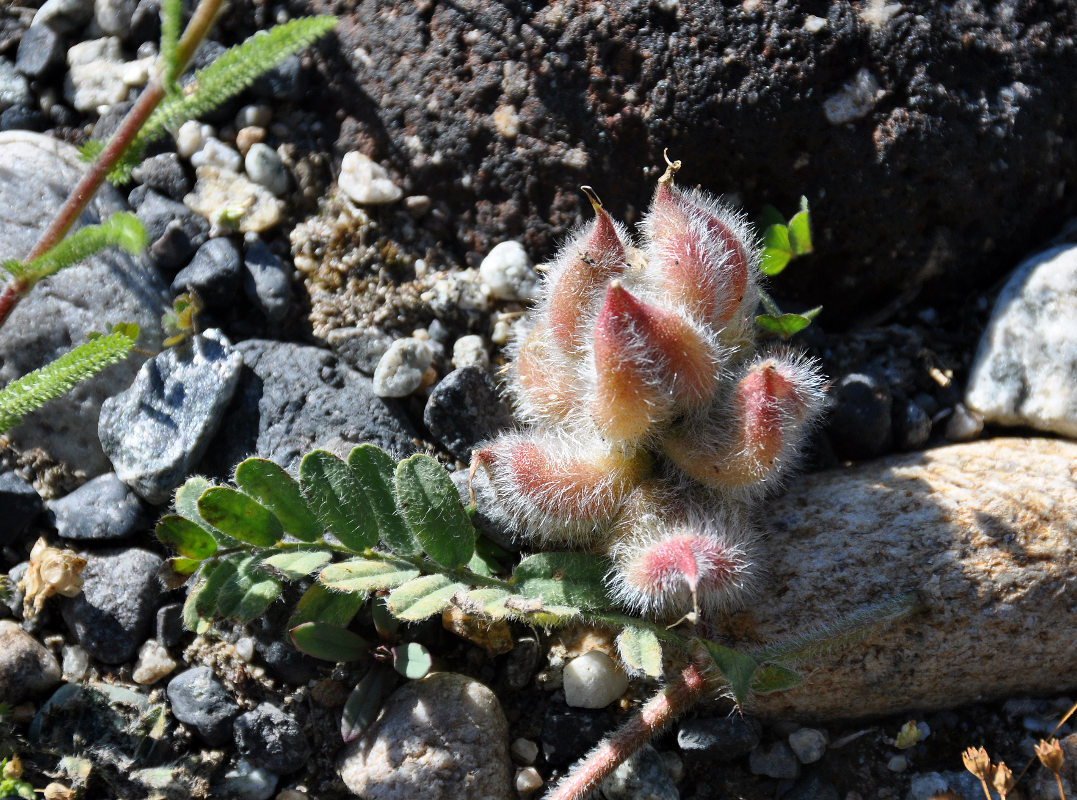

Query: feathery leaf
[20,213,147,286]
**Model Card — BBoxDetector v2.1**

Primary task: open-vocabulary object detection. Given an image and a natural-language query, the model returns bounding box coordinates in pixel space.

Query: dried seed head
[962,746,994,781]
[591,280,720,444]
[992,762,1015,798]
[1035,737,1064,774]
[20,537,87,619]
[471,432,649,547]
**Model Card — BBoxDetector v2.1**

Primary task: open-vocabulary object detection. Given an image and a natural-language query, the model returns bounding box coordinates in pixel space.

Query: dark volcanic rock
[321,1,1077,322]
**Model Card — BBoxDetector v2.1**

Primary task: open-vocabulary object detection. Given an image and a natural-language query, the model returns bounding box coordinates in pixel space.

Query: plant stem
[0,0,226,329]
[544,662,708,800]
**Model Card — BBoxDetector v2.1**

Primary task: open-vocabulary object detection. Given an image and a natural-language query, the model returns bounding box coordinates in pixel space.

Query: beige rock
[716,437,1076,720]
[184,165,283,234]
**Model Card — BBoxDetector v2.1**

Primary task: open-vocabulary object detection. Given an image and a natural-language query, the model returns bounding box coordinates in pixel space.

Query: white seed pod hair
[606,492,759,620]
[469,430,650,549]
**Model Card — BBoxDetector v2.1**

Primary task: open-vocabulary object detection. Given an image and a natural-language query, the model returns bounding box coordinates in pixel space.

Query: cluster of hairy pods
[472,157,826,621]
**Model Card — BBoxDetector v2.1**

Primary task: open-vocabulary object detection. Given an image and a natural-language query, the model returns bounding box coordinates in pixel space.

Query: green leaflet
[319,557,420,593]
[262,549,331,580]
[198,486,282,547]
[290,621,368,662]
[617,626,663,678]
[349,444,421,556]
[751,664,803,695]
[698,639,759,707]
[387,574,466,621]
[300,450,378,553]
[155,515,217,560]
[510,551,610,610]
[394,454,475,568]
[215,555,281,623]
[341,665,397,743]
[235,458,323,542]
[288,581,365,630]
[391,642,433,680]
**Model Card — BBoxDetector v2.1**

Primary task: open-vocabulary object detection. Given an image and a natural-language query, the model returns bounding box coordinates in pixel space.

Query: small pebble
[14,25,65,80]
[48,472,150,541]
[1,56,34,111]
[677,715,762,761]
[823,68,883,126]
[451,334,489,370]
[236,104,272,128]
[245,142,289,195]
[185,165,284,234]
[167,666,240,746]
[373,338,434,398]
[0,620,62,703]
[32,0,94,34]
[887,754,908,772]
[61,644,89,682]
[803,14,827,32]
[94,0,139,36]
[600,743,679,800]
[243,235,293,322]
[424,366,512,461]
[893,399,932,450]
[235,636,256,662]
[218,759,278,800]
[338,151,403,204]
[562,651,629,709]
[0,103,47,131]
[132,152,192,200]
[0,471,42,546]
[829,372,893,458]
[155,603,184,647]
[511,737,539,765]
[175,120,209,158]
[132,639,177,685]
[405,194,431,217]
[236,125,267,157]
[516,767,543,793]
[135,188,210,272]
[234,703,312,774]
[191,137,243,172]
[749,740,800,779]
[171,237,242,310]
[788,727,828,764]
[945,402,984,441]
[479,240,538,301]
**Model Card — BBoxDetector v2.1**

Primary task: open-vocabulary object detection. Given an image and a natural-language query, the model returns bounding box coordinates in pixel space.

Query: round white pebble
[788,727,828,764]
[562,650,629,709]
[191,137,243,173]
[511,737,539,765]
[451,334,489,370]
[175,120,206,158]
[479,240,538,301]
[245,143,289,196]
[515,767,543,793]
[132,639,178,685]
[339,151,403,204]
[373,338,434,397]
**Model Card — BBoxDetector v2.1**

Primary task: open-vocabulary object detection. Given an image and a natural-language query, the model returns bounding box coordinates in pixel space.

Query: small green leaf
[341,665,397,743]
[617,626,663,678]
[168,556,203,576]
[466,549,496,578]
[387,574,466,621]
[699,639,759,707]
[196,557,239,619]
[763,223,791,252]
[755,313,814,338]
[395,455,475,568]
[287,582,365,630]
[198,486,282,547]
[300,450,378,552]
[751,663,804,694]
[371,595,400,639]
[510,552,610,610]
[262,549,331,580]
[464,588,514,618]
[215,556,281,623]
[759,204,786,230]
[391,642,433,679]
[235,458,323,542]
[182,565,217,634]
[760,247,793,276]
[787,208,813,255]
[320,557,420,593]
[349,444,421,556]
[174,477,229,538]
[290,621,369,662]
[156,515,218,560]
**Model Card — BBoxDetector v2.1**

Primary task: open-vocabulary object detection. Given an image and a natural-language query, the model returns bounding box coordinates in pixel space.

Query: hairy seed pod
[509,322,584,424]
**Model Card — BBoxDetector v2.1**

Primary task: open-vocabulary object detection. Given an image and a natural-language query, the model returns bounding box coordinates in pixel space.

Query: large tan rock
[718,437,1076,720]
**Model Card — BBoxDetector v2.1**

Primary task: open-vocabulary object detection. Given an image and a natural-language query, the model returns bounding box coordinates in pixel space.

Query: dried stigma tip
[662,351,825,494]
[591,281,719,444]
[658,149,682,187]
[471,433,649,546]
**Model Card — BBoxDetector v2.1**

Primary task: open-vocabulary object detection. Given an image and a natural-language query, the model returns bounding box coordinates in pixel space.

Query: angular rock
[132,152,193,200]
[0,131,167,475]
[242,235,292,322]
[170,237,242,310]
[99,329,243,504]
[338,673,513,799]
[135,188,211,272]
[424,366,512,462]
[59,547,162,663]
[676,715,762,762]
[14,25,65,80]
[204,339,418,477]
[166,666,240,746]
[965,245,1077,437]
[719,437,1077,719]
[372,338,433,398]
[48,472,150,540]
[0,620,62,703]
[0,471,43,546]
[233,703,311,775]
[599,744,679,800]
[31,0,94,34]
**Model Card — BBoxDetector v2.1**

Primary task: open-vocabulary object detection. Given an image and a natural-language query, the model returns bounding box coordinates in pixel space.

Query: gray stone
[827,372,893,459]
[155,602,184,647]
[171,237,242,310]
[48,472,150,540]
[599,743,679,800]
[326,326,394,374]
[131,153,192,200]
[0,620,62,703]
[0,58,32,112]
[783,773,840,800]
[242,235,292,322]
[748,740,799,780]
[166,666,240,746]
[0,104,47,132]
[204,339,418,477]
[99,329,243,504]
[372,338,433,398]
[94,0,138,36]
[233,702,311,775]
[787,727,828,764]
[59,547,162,663]
[216,759,278,800]
[893,399,932,451]
[135,188,211,272]
[0,471,43,546]
[190,137,242,173]
[244,143,289,196]
[0,131,167,475]
[676,715,762,762]
[424,367,513,461]
[14,25,65,80]
[339,673,513,800]
[31,0,94,33]
[966,244,1077,437]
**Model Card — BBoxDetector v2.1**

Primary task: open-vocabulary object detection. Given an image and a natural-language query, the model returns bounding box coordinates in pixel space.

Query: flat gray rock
[0,131,167,475]
[48,471,150,540]
[965,244,1077,437]
[99,329,243,504]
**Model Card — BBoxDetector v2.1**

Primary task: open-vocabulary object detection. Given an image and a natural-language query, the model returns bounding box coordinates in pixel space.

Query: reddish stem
[545,662,708,800]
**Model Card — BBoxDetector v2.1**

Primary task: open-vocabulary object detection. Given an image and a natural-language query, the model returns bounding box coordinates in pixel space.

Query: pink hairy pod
[508,322,584,425]
[591,280,720,444]
[470,432,651,547]
[643,157,758,337]
[661,350,826,496]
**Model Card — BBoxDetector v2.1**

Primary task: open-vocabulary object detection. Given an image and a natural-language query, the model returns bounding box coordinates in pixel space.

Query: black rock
[132,153,192,200]
[242,236,292,322]
[0,104,47,131]
[677,714,762,762]
[781,773,841,800]
[541,703,614,767]
[155,603,185,648]
[233,703,311,774]
[130,0,161,44]
[254,638,321,686]
[893,398,932,451]
[171,237,242,310]
[424,367,513,462]
[0,471,42,546]
[59,548,162,664]
[252,55,304,102]
[135,189,210,273]
[827,373,893,459]
[48,473,150,541]
[166,666,240,746]
[91,101,134,143]
[14,25,64,79]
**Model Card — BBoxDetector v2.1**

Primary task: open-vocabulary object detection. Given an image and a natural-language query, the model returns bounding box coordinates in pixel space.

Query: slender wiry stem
[544,662,708,800]
[0,0,226,329]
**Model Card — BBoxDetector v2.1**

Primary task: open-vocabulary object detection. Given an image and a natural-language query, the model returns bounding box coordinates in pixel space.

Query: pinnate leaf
[198,487,282,547]
[320,557,420,593]
[300,450,378,552]
[235,458,322,542]
[387,574,466,621]
[394,454,475,568]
